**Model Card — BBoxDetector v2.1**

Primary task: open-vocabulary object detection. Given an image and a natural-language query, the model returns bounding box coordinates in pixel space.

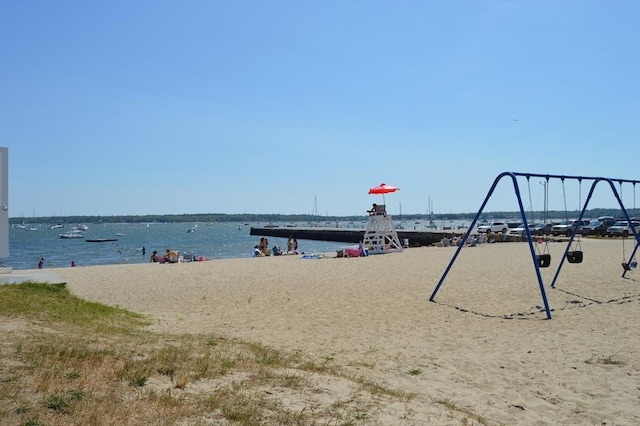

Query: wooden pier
[249,226,466,247]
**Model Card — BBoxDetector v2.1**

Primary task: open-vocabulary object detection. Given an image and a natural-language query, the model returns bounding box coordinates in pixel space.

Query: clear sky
[1,0,639,218]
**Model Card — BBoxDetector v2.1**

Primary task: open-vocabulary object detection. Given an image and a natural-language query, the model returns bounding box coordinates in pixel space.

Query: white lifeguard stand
[362,204,403,254]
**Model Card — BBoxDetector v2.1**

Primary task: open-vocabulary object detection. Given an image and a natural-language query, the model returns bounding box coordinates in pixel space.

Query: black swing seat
[537,254,551,268]
[622,260,638,271]
[566,250,583,264]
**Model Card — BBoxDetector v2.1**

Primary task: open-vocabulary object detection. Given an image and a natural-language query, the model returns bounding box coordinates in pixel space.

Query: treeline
[9,208,637,225]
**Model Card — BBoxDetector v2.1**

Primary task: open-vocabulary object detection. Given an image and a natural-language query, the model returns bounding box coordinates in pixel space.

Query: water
[5,218,482,270]
[5,222,349,270]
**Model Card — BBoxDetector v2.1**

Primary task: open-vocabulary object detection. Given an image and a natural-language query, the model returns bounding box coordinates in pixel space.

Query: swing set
[429,172,639,320]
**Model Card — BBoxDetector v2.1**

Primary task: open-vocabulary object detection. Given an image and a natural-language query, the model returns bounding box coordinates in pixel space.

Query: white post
[0,147,8,258]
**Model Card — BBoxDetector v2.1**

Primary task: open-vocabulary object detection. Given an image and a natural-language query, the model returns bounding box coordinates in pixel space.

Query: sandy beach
[35,238,640,424]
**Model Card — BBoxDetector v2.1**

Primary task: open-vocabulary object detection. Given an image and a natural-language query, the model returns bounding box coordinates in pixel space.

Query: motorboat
[59,226,85,239]
[60,230,84,239]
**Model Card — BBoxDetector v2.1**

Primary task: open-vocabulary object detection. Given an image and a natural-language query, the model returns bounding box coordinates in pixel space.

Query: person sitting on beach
[272,244,282,256]
[287,237,294,252]
[441,236,451,247]
[150,251,159,262]
[164,249,171,262]
[258,237,268,254]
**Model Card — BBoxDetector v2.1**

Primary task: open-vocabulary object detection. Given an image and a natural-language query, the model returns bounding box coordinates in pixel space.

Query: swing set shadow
[429,171,640,320]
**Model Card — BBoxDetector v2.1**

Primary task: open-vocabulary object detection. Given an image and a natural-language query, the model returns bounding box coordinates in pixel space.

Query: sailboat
[395,202,405,229]
[428,197,436,229]
[308,196,320,227]
[28,209,39,230]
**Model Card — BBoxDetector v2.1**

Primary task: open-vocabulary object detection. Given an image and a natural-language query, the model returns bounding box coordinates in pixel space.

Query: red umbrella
[369,183,400,195]
[368,183,400,205]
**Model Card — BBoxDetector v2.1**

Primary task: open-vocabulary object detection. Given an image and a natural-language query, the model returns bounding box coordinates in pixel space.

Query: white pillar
[0,147,8,258]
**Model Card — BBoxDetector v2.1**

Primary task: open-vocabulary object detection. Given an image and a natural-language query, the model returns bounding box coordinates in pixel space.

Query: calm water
[5,218,478,270]
[5,222,352,270]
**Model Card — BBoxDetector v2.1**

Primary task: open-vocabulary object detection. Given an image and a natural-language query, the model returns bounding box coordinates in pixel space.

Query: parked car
[477,221,509,234]
[509,223,533,236]
[551,220,590,237]
[529,223,555,236]
[579,217,618,237]
[606,220,640,237]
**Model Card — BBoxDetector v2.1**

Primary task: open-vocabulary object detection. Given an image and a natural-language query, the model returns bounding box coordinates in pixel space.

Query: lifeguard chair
[362,204,404,254]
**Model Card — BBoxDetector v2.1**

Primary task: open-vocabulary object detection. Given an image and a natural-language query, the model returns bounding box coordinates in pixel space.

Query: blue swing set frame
[429,172,640,320]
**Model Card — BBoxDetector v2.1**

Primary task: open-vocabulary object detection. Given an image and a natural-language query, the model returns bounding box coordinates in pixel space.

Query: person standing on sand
[38,257,45,269]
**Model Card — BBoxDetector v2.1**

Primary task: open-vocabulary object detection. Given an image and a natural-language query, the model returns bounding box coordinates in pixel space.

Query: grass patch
[434,397,490,426]
[585,355,625,365]
[0,281,148,332]
[0,281,486,424]
[407,368,423,376]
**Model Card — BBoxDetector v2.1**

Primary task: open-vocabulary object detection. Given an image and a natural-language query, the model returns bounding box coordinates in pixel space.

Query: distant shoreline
[9,208,632,225]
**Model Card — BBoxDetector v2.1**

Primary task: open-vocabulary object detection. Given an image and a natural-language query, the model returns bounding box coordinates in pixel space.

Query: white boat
[60,231,84,239]
[186,223,198,233]
[76,224,89,231]
[49,224,64,229]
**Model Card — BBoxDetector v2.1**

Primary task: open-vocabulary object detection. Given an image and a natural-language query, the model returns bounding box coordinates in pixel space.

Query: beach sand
[46,238,639,424]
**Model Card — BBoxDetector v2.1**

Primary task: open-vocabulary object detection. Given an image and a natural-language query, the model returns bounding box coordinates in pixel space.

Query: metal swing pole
[623,243,639,276]
[430,172,552,319]
[429,172,512,302]
[518,175,552,319]
[623,183,640,276]
[616,180,640,278]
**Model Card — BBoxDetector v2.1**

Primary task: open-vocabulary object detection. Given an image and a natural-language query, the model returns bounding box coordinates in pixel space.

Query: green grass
[0,282,487,425]
[0,281,148,332]
[434,398,490,426]
[585,354,625,365]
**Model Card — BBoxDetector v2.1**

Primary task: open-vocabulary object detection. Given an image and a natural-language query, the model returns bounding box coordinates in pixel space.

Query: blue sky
[1,0,639,218]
